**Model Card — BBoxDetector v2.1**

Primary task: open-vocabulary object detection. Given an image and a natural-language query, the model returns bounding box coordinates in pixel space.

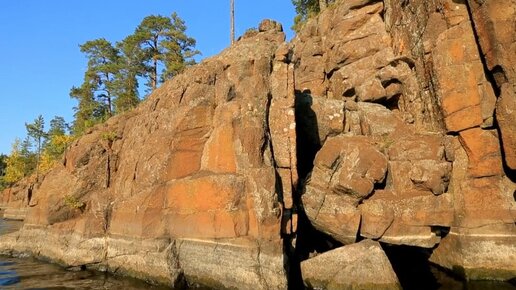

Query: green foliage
[80,38,121,118]
[0,154,6,175]
[2,115,73,188]
[25,115,47,180]
[101,131,119,142]
[70,12,198,137]
[0,154,7,191]
[115,35,143,113]
[25,115,46,147]
[132,13,200,90]
[292,0,320,32]
[3,139,36,185]
[48,116,67,137]
[43,116,73,162]
[63,195,85,210]
[291,0,334,32]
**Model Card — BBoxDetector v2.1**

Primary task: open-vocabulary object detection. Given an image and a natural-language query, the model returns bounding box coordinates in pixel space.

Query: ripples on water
[0,219,169,290]
[0,255,171,289]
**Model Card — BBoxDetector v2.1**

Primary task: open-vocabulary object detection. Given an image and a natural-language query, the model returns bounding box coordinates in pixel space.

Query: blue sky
[0,1,295,155]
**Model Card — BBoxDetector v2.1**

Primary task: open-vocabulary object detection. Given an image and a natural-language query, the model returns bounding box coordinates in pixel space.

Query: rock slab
[301,239,401,290]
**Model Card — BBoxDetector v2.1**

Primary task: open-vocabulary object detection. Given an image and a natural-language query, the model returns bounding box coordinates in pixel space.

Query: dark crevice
[381,78,402,88]
[343,87,356,98]
[285,90,327,289]
[464,1,500,98]
[105,155,111,188]
[286,210,344,290]
[27,184,33,205]
[226,85,236,102]
[295,91,321,180]
[384,93,401,110]
[373,175,387,191]
[490,65,506,96]
[431,226,450,239]
[381,243,439,290]
[492,114,516,183]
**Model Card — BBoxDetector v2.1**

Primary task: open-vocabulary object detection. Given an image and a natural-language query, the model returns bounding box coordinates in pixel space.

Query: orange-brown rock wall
[0,0,514,286]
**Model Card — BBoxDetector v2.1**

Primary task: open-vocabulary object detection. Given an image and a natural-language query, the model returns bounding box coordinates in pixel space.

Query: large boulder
[302,136,387,244]
[301,239,401,290]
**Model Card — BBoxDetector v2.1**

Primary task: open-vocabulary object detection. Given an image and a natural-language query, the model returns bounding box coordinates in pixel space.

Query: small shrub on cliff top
[292,0,335,32]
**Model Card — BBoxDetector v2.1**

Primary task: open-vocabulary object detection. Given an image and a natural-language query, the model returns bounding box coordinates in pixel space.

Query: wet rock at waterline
[1,0,516,287]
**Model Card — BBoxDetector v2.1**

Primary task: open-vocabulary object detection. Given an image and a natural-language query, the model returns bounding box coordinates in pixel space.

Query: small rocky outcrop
[0,179,34,220]
[0,0,515,287]
[301,239,401,290]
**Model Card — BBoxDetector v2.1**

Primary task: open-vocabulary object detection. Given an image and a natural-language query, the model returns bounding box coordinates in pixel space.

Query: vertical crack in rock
[269,44,301,288]
[464,1,501,99]
[464,1,516,182]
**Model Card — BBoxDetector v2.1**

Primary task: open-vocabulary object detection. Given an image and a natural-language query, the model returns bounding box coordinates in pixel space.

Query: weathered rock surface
[0,179,34,220]
[1,0,515,286]
[0,21,289,289]
[294,0,516,281]
[301,239,401,290]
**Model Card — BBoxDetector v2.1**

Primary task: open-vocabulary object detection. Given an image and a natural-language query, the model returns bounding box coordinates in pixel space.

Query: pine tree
[25,115,47,181]
[131,13,199,91]
[230,0,235,44]
[44,116,72,161]
[70,82,101,135]
[80,38,121,118]
[115,34,143,112]
[69,12,199,135]
[0,154,7,190]
[0,154,6,177]
[48,116,67,137]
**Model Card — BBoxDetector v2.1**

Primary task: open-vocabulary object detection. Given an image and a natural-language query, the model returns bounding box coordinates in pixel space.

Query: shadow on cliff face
[286,90,344,289]
[294,90,321,180]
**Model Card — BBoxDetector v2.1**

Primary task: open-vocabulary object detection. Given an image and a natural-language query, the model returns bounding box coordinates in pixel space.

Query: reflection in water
[0,255,170,289]
[0,218,168,289]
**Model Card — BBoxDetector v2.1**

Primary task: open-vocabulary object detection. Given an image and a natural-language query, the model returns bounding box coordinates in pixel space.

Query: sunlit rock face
[0,21,289,290]
[293,0,515,281]
[1,0,515,286]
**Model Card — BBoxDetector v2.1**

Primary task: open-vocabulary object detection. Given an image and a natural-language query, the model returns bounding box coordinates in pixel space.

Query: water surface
[0,218,168,289]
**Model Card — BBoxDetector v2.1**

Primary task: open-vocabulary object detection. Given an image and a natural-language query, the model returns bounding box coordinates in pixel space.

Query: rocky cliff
[1,0,515,288]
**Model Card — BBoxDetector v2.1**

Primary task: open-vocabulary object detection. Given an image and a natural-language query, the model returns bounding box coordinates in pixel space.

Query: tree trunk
[230,0,235,44]
[107,93,112,117]
[152,37,159,90]
[35,137,41,182]
[152,58,158,90]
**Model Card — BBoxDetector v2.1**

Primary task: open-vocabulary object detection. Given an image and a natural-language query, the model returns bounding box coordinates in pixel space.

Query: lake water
[0,219,514,289]
[0,219,169,290]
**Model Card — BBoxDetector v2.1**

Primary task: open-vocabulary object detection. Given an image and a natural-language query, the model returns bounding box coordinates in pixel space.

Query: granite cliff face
[1,0,515,288]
